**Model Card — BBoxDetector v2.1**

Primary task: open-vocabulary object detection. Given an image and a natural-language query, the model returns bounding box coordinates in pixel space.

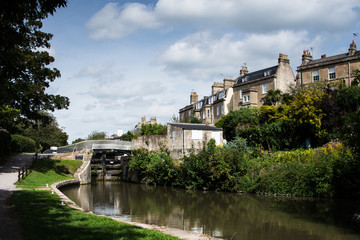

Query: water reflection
[61,182,360,240]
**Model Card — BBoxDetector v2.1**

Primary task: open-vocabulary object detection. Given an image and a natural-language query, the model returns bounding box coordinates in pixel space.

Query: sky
[42,0,360,143]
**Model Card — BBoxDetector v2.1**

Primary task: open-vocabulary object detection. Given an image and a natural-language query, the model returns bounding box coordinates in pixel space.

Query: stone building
[232,53,295,109]
[167,123,223,160]
[132,116,157,134]
[296,40,360,87]
[179,78,235,125]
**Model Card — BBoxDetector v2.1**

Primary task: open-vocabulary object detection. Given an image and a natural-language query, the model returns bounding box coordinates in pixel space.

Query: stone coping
[51,180,220,240]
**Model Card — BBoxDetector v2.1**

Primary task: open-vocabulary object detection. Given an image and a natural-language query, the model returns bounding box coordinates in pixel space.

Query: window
[216,106,219,116]
[240,90,243,100]
[262,84,267,94]
[312,70,319,82]
[329,67,336,80]
[243,95,250,103]
[202,111,205,119]
[221,105,224,115]
[207,109,210,118]
[218,91,225,99]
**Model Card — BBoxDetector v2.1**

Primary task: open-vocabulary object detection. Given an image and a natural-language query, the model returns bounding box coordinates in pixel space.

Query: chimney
[212,82,224,95]
[223,78,236,89]
[321,54,326,59]
[278,53,290,65]
[190,91,198,104]
[348,40,357,55]
[240,66,249,76]
[150,116,157,124]
[301,50,313,65]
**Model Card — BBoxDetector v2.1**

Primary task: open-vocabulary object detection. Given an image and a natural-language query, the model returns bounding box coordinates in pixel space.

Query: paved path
[0,154,34,240]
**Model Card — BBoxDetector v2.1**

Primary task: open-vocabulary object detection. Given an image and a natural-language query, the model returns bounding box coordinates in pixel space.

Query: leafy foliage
[188,116,202,123]
[263,89,283,106]
[215,107,259,141]
[120,131,136,141]
[11,134,37,152]
[0,128,11,156]
[129,149,178,186]
[140,123,167,136]
[87,131,106,140]
[72,138,86,144]
[0,0,69,124]
[19,112,68,151]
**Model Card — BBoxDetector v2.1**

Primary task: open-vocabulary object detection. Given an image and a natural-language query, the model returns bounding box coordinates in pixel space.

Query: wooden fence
[18,153,37,182]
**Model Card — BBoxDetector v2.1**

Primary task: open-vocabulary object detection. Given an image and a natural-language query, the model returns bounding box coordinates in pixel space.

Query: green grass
[16,158,82,188]
[12,190,180,240]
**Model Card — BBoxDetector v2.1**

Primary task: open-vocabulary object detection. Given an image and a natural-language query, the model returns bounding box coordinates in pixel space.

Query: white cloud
[87,2,160,40]
[157,30,323,81]
[87,0,360,39]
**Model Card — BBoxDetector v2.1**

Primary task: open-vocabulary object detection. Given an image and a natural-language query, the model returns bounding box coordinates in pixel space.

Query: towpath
[0,154,33,240]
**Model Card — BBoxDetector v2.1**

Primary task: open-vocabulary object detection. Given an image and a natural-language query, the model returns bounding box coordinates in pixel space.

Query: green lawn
[16,158,82,188]
[12,190,180,240]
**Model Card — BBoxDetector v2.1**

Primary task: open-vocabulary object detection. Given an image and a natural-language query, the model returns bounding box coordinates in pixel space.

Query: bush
[0,129,11,156]
[129,149,178,186]
[11,134,36,153]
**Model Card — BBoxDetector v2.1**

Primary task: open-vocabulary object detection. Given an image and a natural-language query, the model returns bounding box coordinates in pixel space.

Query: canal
[61,181,360,240]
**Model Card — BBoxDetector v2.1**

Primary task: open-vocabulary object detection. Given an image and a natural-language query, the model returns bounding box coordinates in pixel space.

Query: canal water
[61,181,360,240]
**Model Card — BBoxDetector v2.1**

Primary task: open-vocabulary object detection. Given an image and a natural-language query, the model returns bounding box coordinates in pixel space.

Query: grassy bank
[16,158,82,188]
[12,190,180,240]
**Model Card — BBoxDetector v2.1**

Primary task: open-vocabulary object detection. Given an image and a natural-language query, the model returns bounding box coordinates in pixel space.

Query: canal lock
[91,150,129,181]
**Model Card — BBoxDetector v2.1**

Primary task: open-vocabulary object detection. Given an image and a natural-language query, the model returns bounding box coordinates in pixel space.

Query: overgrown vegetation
[129,139,360,198]
[121,123,168,141]
[16,158,82,189]
[12,190,180,240]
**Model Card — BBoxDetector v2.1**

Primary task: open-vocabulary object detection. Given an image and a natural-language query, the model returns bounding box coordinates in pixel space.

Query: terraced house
[179,53,295,125]
[297,40,360,86]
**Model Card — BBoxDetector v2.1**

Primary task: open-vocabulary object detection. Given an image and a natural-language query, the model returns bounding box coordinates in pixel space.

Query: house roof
[168,123,222,131]
[302,51,360,67]
[235,65,278,85]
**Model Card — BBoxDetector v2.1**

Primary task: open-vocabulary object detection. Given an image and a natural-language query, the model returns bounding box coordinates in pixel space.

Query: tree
[140,123,167,136]
[121,131,136,141]
[189,116,202,124]
[170,114,180,123]
[215,107,259,141]
[72,138,85,144]
[87,131,106,140]
[20,112,68,151]
[263,89,283,106]
[0,0,69,126]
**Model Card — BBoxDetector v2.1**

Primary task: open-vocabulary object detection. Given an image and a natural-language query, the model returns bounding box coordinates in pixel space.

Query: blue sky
[42,0,360,142]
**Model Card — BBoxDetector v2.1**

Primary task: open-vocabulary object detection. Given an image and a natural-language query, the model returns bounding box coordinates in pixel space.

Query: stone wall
[132,135,167,152]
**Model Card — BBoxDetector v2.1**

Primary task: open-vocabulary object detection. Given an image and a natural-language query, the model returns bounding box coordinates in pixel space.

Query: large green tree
[0,0,69,127]
[20,112,68,151]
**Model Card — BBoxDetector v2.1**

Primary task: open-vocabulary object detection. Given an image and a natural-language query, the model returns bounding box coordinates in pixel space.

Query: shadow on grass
[33,158,70,175]
[11,191,178,240]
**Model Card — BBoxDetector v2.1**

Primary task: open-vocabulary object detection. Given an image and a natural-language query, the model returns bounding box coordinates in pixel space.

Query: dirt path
[0,154,34,240]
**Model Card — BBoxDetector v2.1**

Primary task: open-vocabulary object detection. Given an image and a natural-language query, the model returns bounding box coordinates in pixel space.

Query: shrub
[11,134,36,153]
[0,129,11,156]
[129,149,178,186]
